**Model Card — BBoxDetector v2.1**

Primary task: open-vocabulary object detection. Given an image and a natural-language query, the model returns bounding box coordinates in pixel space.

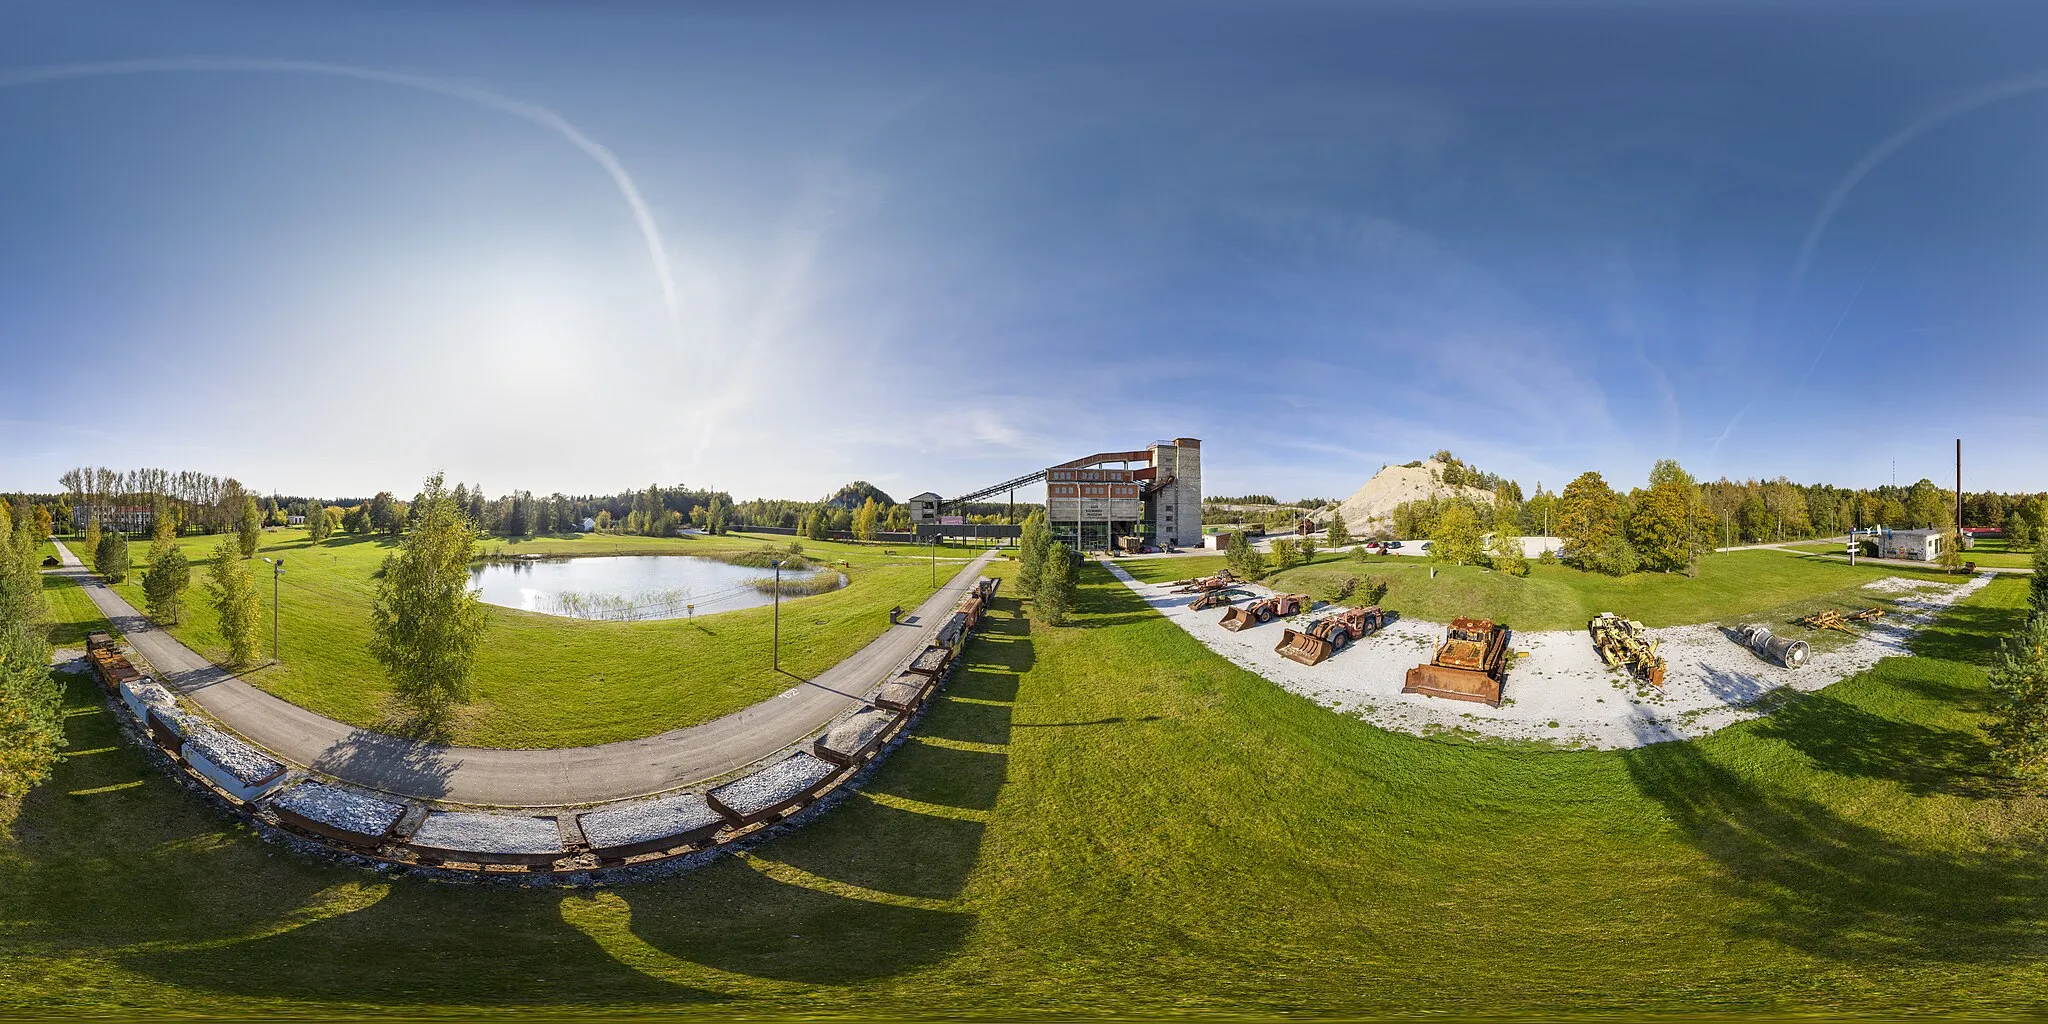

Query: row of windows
[1047,469,1135,483]
[1049,484,1140,498]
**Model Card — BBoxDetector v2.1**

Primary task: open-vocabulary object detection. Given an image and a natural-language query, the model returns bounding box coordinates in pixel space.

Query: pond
[468,555,844,621]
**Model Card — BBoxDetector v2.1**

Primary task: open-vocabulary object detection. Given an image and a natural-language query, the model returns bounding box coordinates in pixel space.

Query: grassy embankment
[68,528,975,749]
[1121,547,1972,636]
[3,558,2044,1017]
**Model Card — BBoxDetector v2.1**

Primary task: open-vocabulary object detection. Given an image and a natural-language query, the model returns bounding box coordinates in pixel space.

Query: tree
[1557,472,1621,564]
[1037,542,1079,625]
[237,495,263,557]
[341,504,371,535]
[264,497,286,527]
[143,546,191,625]
[1269,538,1304,572]
[368,491,401,536]
[149,507,178,564]
[1490,514,1529,577]
[205,537,261,665]
[1326,514,1352,549]
[1225,532,1269,581]
[1939,523,1966,576]
[94,528,131,583]
[0,517,64,798]
[1017,511,1051,596]
[83,516,102,558]
[307,499,334,543]
[30,506,52,542]
[1429,501,1484,566]
[2007,511,2036,553]
[2032,542,2048,621]
[854,497,880,542]
[1987,613,2048,782]
[595,510,613,532]
[1628,479,1696,572]
[368,474,490,728]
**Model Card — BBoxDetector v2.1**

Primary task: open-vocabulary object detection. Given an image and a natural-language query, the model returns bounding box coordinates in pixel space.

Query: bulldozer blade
[1402,663,1503,707]
[1276,628,1335,666]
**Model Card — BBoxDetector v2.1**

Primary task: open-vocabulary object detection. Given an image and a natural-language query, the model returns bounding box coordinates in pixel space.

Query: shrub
[1326,576,1358,603]
[1269,538,1303,572]
[1360,575,1390,605]
[1578,534,1641,577]
[1988,613,2048,782]
[1538,548,1558,565]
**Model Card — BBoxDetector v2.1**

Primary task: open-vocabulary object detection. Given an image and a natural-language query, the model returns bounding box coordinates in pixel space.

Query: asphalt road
[52,539,999,806]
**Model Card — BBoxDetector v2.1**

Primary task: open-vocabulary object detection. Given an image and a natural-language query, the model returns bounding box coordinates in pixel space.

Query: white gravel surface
[709,753,838,817]
[818,707,898,761]
[910,646,951,674]
[579,793,724,850]
[1107,562,1993,749]
[272,781,406,838]
[183,726,285,785]
[409,811,565,855]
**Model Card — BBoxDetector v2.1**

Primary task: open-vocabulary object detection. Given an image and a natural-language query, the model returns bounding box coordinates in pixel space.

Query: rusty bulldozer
[1403,618,1510,707]
[1276,605,1386,665]
[1588,612,1667,689]
[1218,593,1311,631]
[1189,587,1253,611]
[1170,570,1236,594]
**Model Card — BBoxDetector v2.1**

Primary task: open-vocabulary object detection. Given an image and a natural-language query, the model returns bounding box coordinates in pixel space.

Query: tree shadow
[620,588,1030,985]
[1752,690,2007,799]
[1623,741,2048,965]
[309,727,456,801]
[1908,600,2030,668]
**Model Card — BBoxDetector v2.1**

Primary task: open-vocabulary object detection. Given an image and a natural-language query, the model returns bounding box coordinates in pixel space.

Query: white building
[1878,528,1944,561]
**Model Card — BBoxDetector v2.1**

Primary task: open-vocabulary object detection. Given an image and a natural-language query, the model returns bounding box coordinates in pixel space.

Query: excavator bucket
[1276,627,1337,666]
[1402,663,1503,706]
[1218,605,1262,631]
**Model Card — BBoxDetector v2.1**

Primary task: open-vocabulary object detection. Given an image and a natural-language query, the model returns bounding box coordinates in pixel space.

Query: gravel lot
[1106,561,1992,749]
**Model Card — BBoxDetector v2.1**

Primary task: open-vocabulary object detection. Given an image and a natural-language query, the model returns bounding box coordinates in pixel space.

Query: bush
[1577,534,1641,576]
[1326,576,1358,603]
[1269,538,1304,572]
[1360,575,1390,605]
[1538,548,1558,565]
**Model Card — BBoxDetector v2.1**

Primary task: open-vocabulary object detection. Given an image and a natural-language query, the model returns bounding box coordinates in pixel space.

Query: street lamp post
[769,559,781,671]
[260,557,284,665]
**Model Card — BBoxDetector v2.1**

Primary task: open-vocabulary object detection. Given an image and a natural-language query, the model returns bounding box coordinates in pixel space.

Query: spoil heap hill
[1334,458,1495,534]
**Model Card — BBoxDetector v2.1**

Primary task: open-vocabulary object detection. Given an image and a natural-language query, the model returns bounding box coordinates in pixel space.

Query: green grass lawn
[1120,547,1969,632]
[3,558,2044,1016]
[70,529,971,749]
[41,570,117,648]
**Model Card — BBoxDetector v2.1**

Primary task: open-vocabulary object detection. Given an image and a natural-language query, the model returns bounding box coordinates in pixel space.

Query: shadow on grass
[1625,740,2048,965]
[622,592,1032,984]
[1752,690,2006,798]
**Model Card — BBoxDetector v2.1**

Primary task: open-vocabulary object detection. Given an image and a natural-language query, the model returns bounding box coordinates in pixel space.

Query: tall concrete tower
[1147,438,1203,547]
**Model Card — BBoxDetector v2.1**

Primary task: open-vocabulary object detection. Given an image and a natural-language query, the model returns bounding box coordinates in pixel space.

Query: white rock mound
[1333,458,1495,534]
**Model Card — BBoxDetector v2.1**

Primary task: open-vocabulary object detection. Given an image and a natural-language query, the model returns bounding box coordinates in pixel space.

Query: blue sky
[4,2,2046,502]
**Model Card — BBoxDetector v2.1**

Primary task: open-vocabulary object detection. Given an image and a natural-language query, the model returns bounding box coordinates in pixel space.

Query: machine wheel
[1257,608,1273,623]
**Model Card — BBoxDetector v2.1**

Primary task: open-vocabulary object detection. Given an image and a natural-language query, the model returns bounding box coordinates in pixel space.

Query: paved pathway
[52,539,998,806]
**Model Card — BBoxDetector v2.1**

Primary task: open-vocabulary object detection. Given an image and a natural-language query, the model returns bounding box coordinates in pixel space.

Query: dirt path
[54,538,998,806]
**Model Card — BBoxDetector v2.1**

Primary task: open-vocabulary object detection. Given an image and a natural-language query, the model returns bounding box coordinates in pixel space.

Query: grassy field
[1783,537,2037,570]
[63,529,973,749]
[3,558,2045,1017]
[1119,547,1969,632]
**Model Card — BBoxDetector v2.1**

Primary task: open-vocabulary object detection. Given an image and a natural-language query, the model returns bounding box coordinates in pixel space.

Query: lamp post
[259,557,284,665]
[769,559,781,671]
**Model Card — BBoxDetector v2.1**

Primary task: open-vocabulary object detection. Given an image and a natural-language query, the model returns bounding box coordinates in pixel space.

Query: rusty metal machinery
[1588,612,1668,689]
[1189,587,1252,611]
[1403,618,1510,706]
[1218,593,1310,632]
[1276,605,1386,665]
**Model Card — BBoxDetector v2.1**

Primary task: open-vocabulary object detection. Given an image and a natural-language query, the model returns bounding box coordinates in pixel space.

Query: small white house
[580,517,597,533]
[1879,528,1944,561]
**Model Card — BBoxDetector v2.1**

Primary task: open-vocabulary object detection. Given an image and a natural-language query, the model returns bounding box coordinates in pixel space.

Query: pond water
[469,555,842,621]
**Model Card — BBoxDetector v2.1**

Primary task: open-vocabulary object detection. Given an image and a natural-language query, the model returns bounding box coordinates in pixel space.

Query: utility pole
[259,557,284,665]
[1955,438,1964,538]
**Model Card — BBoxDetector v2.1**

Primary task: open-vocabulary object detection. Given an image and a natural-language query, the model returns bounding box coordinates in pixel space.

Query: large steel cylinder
[1739,624,1809,669]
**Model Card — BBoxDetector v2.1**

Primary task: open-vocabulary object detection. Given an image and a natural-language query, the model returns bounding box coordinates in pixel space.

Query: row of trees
[0,502,63,800]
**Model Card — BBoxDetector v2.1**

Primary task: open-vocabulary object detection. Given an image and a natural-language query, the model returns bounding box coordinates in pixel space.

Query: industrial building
[72,505,154,533]
[1877,527,1945,561]
[932,438,1203,551]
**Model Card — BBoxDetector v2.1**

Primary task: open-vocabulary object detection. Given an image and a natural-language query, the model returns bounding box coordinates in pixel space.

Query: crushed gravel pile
[409,811,564,855]
[1334,458,1497,533]
[579,793,724,850]
[710,753,838,818]
[1108,563,1994,749]
[1862,576,1957,595]
[911,646,950,674]
[183,727,285,785]
[273,781,406,838]
[875,675,928,710]
[818,707,897,760]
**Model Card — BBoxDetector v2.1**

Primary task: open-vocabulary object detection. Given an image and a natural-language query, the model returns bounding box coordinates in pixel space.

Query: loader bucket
[1218,606,1259,632]
[1276,628,1336,666]
[1402,664,1503,707]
